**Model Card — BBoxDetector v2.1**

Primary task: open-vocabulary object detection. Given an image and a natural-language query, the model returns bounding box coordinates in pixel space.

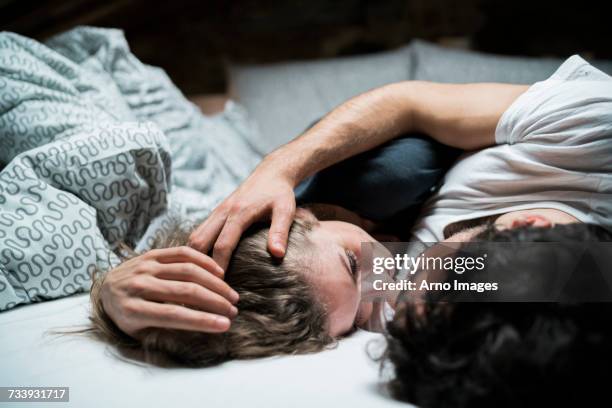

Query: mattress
[0,294,410,408]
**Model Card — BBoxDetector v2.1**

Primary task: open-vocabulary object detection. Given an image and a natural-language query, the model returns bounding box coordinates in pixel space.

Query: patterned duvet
[0,26,261,311]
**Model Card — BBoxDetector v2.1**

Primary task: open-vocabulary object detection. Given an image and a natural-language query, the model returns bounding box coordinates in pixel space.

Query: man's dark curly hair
[385,222,612,408]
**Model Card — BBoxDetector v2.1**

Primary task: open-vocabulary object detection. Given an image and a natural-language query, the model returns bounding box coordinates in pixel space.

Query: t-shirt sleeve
[495,55,612,147]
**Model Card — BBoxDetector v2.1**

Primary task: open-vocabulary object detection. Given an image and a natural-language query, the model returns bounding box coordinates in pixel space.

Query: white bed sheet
[0,294,411,408]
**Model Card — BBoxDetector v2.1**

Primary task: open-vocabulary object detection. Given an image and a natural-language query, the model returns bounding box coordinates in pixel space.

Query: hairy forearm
[260,82,414,185]
[191,81,526,262]
[259,80,528,186]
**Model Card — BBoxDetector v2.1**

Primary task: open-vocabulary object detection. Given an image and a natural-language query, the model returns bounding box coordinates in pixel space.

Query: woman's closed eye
[345,249,359,282]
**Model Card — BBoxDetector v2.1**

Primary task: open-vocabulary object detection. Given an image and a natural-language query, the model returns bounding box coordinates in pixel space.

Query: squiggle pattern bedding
[0,27,261,311]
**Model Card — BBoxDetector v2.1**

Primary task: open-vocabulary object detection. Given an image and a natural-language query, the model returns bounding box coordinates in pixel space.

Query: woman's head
[89,208,376,366]
[294,208,378,335]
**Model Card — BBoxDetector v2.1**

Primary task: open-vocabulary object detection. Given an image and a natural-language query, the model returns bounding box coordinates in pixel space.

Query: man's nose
[511,215,552,229]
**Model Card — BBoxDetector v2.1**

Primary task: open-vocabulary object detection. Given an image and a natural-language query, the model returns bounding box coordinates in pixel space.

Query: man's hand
[189,162,297,270]
[100,246,240,338]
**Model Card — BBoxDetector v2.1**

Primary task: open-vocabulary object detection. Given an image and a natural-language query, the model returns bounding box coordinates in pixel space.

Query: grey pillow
[411,39,612,84]
[229,39,612,154]
[228,46,413,154]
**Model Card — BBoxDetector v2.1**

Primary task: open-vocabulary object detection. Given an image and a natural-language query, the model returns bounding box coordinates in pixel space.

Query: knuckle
[199,252,214,263]
[132,261,154,276]
[224,287,235,300]
[164,306,182,321]
[187,264,202,277]
[269,229,283,238]
[188,237,202,249]
[143,249,161,259]
[228,202,244,214]
[127,277,148,296]
[121,301,140,320]
[276,200,294,212]
[132,265,146,276]
[177,283,198,299]
[110,283,127,302]
[176,246,191,257]
[213,240,229,255]
[218,205,231,218]
[195,313,214,327]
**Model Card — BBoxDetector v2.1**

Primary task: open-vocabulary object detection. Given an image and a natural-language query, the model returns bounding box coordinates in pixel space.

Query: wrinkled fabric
[0,27,261,311]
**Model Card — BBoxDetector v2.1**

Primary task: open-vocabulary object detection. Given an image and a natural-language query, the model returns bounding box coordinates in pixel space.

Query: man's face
[443,207,581,243]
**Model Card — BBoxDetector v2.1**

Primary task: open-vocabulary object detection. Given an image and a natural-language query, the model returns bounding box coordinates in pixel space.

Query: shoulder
[496,55,612,145]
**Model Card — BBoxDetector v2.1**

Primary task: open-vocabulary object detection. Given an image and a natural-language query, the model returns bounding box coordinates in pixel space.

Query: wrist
[259,146,309,187]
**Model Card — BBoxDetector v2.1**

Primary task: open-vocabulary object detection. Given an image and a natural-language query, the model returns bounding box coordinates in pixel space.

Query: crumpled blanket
[0,26,262,311]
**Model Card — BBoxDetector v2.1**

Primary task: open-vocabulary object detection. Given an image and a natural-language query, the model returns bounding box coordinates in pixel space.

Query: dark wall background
[2,0,611,94]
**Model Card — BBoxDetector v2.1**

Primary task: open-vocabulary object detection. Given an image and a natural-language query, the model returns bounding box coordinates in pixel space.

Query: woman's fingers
[101,248,242,339]
[152,262,239,304]
[130,275,238,319]
[131,300,231,333]
[147,246,225,279]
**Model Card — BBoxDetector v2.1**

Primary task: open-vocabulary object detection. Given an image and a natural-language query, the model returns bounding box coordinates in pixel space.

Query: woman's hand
[189,162,297,270]
[99,246,240,338]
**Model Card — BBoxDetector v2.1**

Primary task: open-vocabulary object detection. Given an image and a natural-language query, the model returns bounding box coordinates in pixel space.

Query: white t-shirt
[412,55,612,243]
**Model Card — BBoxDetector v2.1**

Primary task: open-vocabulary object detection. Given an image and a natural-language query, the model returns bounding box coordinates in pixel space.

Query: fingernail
[230,290,240,304]
[229,305,238,318]
[273,243,285,255]
[216,316,231,330]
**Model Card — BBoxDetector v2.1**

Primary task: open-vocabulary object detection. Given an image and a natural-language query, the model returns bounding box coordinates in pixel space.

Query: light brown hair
[88,217,335,367]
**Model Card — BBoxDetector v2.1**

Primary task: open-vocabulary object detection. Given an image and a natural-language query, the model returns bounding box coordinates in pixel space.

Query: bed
[3,25,612,408]
[0,27,405,408]
[0,293,406,408]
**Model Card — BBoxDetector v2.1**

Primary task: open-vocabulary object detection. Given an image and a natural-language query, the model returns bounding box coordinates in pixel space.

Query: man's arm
[189,81,529,268]
[268,81,528,183]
